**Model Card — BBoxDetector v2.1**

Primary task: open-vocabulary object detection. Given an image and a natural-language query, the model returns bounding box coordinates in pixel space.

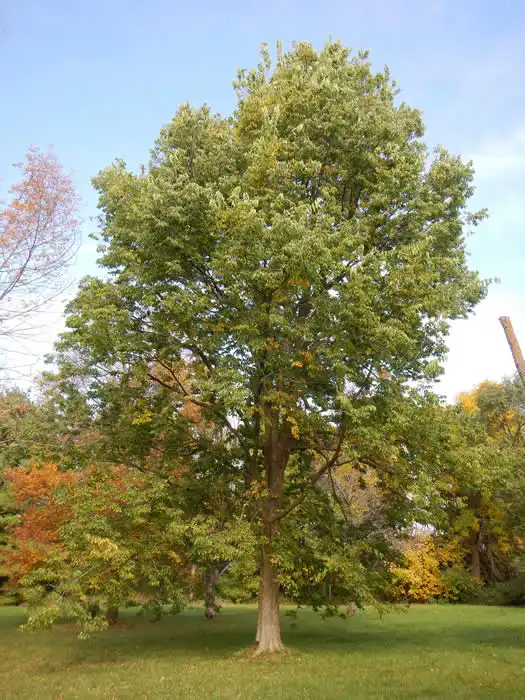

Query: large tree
[57,41,486,652]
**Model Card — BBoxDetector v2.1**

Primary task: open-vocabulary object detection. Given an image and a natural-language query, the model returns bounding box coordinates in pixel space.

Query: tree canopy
[0,148,80,370]
[49,41,488,652]
[2,41,490,653]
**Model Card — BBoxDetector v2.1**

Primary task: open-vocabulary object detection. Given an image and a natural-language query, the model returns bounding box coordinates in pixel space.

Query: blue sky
[1,0,524,398]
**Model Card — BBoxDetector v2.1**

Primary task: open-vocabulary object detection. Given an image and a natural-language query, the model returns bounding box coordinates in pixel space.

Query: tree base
[204,607,217,620]
[106,607,119,625]
[252,640,288,656]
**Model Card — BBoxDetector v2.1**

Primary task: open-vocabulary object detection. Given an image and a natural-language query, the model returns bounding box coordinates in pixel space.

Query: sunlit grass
[2,604,525,698]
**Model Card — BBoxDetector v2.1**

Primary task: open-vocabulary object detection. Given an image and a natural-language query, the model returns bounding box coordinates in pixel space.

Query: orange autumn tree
[5,458,211,634]
[28,360,255,627]
[0,147,80,351]
[4,462,78,586]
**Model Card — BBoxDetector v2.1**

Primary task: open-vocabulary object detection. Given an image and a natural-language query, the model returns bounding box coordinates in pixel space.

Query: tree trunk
[469,494,483,580]
[255,576,263,644]
[471,534,481,580]
[471,518,484,580]
[189,564,198,601]
[499,316,525,388]
[88,600,101,618]
[255,537,283,653]
[106,606,119,625]
[203,568,219,620]
[254,407,289,654]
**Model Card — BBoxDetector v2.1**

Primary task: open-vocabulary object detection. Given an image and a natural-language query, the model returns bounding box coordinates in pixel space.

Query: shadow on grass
[2,604,525,672]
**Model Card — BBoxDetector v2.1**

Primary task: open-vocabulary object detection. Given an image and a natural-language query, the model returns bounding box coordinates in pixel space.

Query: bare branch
[271,423,346,523]
[0,147,81,362]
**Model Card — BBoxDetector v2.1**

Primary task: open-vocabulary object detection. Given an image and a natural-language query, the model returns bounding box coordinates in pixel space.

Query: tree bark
[471,530,481,580]
[469,494,482,580]
[189,564,198,601]
[254,406,289,654]
[499,316,525,388]
[203,568,220,620]
[255,530,284,653]
[255,576,263,644]
[106,606,119,625]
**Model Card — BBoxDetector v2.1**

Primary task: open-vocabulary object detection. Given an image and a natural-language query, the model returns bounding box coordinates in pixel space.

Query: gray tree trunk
[255,522,284,653]
[203,568,220,619]
[254,407,289,654]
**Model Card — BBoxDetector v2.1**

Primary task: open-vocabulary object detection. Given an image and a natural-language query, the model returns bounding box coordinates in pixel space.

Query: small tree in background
[0,147,80,372]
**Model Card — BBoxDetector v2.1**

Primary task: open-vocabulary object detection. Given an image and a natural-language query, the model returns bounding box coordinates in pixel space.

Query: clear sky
[1,0,524,399]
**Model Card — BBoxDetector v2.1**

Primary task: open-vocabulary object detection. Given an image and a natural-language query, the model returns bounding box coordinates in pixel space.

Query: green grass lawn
[1,604,525,699]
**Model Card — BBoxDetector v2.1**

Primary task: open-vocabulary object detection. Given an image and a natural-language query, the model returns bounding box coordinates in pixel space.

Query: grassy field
[1,604,525,699]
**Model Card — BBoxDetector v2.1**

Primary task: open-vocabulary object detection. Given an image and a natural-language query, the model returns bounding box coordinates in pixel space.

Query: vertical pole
[499,316,525,388]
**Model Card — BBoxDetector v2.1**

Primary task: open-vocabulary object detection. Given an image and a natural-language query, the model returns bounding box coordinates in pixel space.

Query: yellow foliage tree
[391,535,441,602]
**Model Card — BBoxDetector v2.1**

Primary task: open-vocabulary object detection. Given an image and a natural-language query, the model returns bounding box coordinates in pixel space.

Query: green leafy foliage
[10,41,488,647]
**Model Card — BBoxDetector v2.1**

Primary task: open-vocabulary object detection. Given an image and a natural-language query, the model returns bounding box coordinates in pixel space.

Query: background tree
[4,462,78,592]
[0,390,44,601]
[53,41,485,652]
[8,359,254,622]
[5,452,255,634]
[390,379,525,604]
[452,380,525,583]
[0,147,80,372]
[0,382,105,603]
